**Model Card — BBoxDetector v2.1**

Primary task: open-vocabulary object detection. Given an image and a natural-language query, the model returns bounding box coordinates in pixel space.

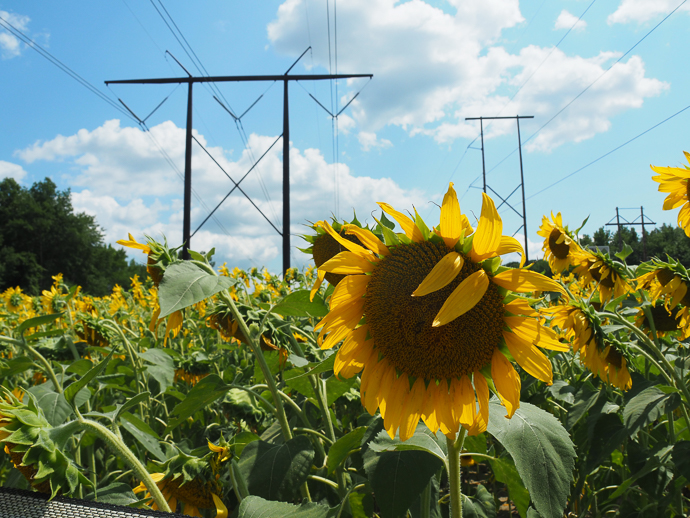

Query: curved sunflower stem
[603,311,690,407]
[446,428,467,518]
[76,417,171,513]
[1,335,63,394]
[218,290,312,502]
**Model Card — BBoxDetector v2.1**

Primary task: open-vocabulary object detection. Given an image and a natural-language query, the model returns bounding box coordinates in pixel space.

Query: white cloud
[0,160,28,182]
[608,0,690,24]
[267,0,665,151]
[554,10,587,31]
[17,120,428,271]
[357,131,393,152]
[0,10,31,59]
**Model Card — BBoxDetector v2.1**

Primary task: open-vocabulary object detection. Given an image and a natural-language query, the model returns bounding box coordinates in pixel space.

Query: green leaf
[326,375,357,406]
[615,243,633,261]
[141,349,175,393]
[327,426,367,473]
[237,495,332,518]
[166,374,229,432]
[237,436,315,501]
[253,350,282,384]
[271,290,329,318]
[368,424,447,465]
[114,392,150,423]
[64,350,113,405]
[120,412,166,462]
[566,385,599,431]
[672,441,690,480]
[284,368,317,399]
[548,380,576,405]
[27,384,72,426]
[158,261,235,318]
[231,431,261,457]
[287,353,336,381]
[623,386,680,437]
[462,484,496,518]
[607,444,673,500]
[489,456,530,517]
[363,430,444,518]
[84,482,139,506]
[16,313,63,336]
[66,359,93,377]
[487,400,575,518]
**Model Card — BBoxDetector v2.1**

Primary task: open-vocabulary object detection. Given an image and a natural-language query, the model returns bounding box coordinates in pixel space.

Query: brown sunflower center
[313,231,364,286]
[363,240,504,380]
[548,229,570,260]
[656,268,675,286]
[604,347,623,369]
[166,476,215,509]
[644,305,679,332]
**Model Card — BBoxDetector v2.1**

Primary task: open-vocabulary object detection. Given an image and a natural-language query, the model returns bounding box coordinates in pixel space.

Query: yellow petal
[473,372,489,431]
[470,193,502,260]
[310,269,326,302]
[421,382,440,433]
[376,362,396,418]
[362,357,389,415]
[330,274,369,308]
[452,376,476,429]
[491,349,521,418]
[503,331,553,384]
[413,252,464,297]
[320,252,376,275]
[433,269,489,327]
[344,225,391,256]
[384,375,410,439]
[440,183,462,248]
[318,220,372,258]
[212,494,228,518]
[436,381,458,437]
[492,268,567,297]
[399,378,425,441]
[378,202,424,242]
[495,236,525,267]
[116,233,151,254]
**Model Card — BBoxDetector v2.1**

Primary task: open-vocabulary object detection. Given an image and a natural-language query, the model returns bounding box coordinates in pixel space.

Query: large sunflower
[537,212,585,274]
[651,151,690,237]
[314,183,568,440]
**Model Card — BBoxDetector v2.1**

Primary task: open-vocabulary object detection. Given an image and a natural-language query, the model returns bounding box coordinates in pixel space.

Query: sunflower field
[1,154,690,518]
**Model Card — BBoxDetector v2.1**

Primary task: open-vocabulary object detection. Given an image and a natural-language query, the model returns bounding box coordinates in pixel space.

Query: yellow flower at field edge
[651,151,690,236]
[537,212,585,274]
[314,183,569,441]
[133,472,227,517]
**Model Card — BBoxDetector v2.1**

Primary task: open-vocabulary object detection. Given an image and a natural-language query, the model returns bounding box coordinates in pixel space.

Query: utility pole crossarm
[105,74,373,85]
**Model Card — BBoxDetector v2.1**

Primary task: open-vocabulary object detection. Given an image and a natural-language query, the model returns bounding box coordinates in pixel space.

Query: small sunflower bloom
[651,151,690,236]
[313,183,568,441]
[537,212,586,274]
[573,250,630,303]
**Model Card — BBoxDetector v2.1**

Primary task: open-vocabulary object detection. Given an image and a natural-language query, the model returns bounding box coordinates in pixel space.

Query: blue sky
[1,0,689,273]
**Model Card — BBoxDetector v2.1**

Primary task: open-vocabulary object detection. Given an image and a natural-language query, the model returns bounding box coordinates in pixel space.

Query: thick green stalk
[0,336,63,394]
[77,417,171,512]
[446,429,466,518]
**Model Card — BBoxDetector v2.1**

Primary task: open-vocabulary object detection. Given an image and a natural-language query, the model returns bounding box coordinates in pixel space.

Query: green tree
[580,223,690,267]
[0,177,146,296]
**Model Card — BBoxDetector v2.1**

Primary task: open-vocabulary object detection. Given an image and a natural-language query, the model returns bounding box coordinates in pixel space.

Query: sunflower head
[573,249,630,303]
[0,388,91,497]
[135,447,225,515]
[537,212,586,274]
[4,287,30,314]
[74,315,112,348]
[314,183,568,441]
[117,233,180,287]
[300,214,380,299]
[651,151,690,237]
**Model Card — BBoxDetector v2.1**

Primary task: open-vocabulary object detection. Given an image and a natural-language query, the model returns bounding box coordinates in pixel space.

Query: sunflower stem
[447,429,466,518]
[76,417,171,512]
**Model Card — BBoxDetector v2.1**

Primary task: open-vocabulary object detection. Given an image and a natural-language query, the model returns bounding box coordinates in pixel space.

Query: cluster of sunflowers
[0,151,689,517]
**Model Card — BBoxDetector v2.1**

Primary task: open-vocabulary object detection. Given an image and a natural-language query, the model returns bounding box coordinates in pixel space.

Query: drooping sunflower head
[0,389,92,497]
[314,183,568,441]
[573,249,630,303]
[651,151,690,237]
[116,233,180,287]
[3,287,29,314]
[300,214,378,299]
[537,212,586,274]
[135,447,226,516]
[636,257,690,308]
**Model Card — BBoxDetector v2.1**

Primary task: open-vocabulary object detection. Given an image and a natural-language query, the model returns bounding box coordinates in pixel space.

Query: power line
[527,103,690,200]
[0,16,136,122]
[484,0,688,178]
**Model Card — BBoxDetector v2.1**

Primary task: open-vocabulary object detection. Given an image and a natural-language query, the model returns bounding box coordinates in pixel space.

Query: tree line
[0,177,146,296]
